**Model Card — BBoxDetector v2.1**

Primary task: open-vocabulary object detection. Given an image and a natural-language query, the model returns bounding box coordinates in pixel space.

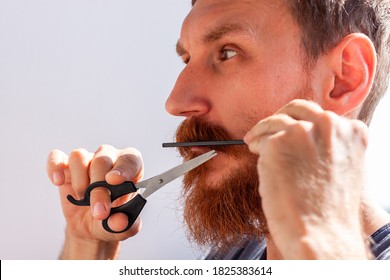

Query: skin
[47,146,144,259]
[46,0,390,259]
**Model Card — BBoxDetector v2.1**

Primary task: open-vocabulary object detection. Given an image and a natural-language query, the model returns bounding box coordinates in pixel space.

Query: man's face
[167,0,312,184]
[165,0,314,248]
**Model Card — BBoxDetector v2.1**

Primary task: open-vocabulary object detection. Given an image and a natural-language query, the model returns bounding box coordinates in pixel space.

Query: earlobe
[325,33,376,116]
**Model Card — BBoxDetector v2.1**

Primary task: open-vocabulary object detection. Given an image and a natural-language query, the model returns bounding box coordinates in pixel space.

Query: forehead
[181,0,293,45]
[191,0,286,14]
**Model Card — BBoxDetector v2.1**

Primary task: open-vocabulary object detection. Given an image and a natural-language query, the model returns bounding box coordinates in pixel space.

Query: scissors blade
[137,150,217,198]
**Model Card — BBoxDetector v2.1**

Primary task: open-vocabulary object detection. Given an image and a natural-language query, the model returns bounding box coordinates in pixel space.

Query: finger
[90,186,112,220]
[244,114,295,153]
[108,213,132,233]
[46,149,69,186]
[68,148,94,198]
[105,147,144,185]
[275,99,324,121]
[107,214,142,238]
[89,145,120,219]
[105,148,144,209]
[89,144,118,182]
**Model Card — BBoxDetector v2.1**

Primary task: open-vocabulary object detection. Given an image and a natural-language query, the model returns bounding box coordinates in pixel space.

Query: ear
[321,33,376,116]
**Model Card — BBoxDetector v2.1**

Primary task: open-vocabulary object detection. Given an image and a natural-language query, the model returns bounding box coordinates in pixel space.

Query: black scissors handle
[67,181,138,206]
[67,181,146,234]
[102,194,147,233]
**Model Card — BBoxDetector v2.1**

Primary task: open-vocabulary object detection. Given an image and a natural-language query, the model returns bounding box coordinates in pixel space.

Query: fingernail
[53,172,62,185]
[243,134,250,144]
[109,169,122,177]
[93,203,106,217]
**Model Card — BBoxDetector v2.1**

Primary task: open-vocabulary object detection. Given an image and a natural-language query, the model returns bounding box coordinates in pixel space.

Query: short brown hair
[191,0,390,125]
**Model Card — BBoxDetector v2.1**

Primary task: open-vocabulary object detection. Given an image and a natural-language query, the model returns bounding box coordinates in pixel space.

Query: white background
[0,0,389,260]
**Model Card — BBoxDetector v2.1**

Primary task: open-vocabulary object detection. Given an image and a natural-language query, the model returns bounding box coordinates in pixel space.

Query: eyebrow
[175,22,255,57]
[203,23,253,43]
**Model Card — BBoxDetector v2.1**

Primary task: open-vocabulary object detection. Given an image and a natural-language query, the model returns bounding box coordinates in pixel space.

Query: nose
[165,66,210,118]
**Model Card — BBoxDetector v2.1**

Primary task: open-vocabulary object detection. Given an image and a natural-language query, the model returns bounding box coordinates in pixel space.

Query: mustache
[175,118,246,159]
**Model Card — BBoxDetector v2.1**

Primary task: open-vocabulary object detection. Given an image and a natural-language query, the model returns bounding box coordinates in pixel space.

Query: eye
[220,48,238,61]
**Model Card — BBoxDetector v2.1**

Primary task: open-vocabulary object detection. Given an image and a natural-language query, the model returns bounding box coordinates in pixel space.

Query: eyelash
[181,46,238,65]
[219,48,238,61]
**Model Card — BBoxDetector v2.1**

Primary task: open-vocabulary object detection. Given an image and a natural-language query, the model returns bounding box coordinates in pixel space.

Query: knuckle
[116,149,144,181]
[288,99,305,107]
[120,148,144,167]
[351,119,368,133]
[351,120,369,147]
[316,110,337,126]
[278,121,312,147]
[279,99,300,113]
[286,99,316,109]
[47,149,64,163]
[122,155,141,173]
[46,149,67,171]
[95,144,116,154]
[292,121,308,133]
[286,121,310,138]
[313,111,339,135]
[46,150,58,166]
[121,147,142,156]
[120,156,144,180]
[47,149,61,157]
[91,155,114,168]
[69,148,89,162]
[91,187,111,200]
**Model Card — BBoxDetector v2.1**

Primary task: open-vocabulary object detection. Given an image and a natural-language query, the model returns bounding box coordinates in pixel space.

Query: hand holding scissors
[67,150,216,233]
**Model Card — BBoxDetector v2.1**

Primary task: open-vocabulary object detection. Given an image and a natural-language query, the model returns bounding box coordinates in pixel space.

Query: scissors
[67,150,217,234]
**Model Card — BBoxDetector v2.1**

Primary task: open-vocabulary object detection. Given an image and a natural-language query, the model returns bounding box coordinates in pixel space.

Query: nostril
[166,66,211,117]
[165,93,210,117]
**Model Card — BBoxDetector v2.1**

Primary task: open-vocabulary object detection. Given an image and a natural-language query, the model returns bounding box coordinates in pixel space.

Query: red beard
[175,118,267,251]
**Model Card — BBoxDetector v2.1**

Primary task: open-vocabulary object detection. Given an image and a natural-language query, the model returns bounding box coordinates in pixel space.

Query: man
[46,0,390,259]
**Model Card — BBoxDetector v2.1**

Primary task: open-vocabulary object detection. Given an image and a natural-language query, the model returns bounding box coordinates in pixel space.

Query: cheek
[218,107,270,139]
[241,70,311,117]
[218,83,310,139]
[211,63,310,137]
